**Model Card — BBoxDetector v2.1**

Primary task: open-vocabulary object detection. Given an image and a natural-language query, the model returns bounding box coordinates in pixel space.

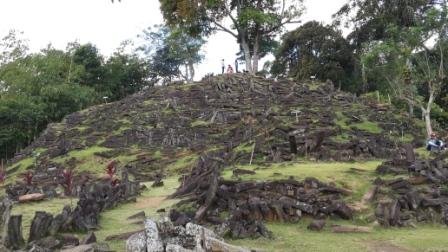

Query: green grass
[415,147,433,159]
[7,157,34,171]
[229,220,448,252]
[388,133,414,143]
[191,120,210,127]
[165,153,198,174]
[334,112,350,130]
[222,161,382,202]
[6,157,36,182]
[352,121,383,134]
[8,160,448,252]
[76,126,89,133]
[10,177,180,251]
[330,134,351,144]
[34,147,48,154]
[54,146,111,162]
[304,82,320,91]
[55,146,111,161]
[51,146,112,174]
[11,198,76,240]
[234,142,255,153]
[111,125,132,135]
[96,177,180,251]
[143,99,159,106]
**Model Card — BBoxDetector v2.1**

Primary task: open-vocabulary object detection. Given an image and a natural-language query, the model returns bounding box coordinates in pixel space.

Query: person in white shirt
[221,59,225,74]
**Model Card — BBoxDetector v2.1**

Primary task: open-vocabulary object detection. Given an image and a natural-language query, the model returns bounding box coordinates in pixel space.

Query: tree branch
[212,20,238,38]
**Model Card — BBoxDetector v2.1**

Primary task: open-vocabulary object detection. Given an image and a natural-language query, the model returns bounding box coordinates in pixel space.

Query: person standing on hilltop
[221,59,225,74]
[227,64,234,74]
[235,58,239,73]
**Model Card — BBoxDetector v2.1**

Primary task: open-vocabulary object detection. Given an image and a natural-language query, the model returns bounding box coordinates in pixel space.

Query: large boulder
[145,219,164,252]
[28,211,53,242]
[125,231,146,252]
[18,193,45,203]
[126,218,251,252]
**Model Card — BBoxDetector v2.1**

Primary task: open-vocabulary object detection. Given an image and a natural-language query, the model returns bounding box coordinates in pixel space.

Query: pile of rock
[169,154,353,238]
[126,218,252,252]
[374,153,448,227]
[8,74,424,185]
[0,179,140,250]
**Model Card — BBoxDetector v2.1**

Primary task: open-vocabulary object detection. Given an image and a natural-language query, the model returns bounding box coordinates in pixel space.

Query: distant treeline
[0,38,151,162]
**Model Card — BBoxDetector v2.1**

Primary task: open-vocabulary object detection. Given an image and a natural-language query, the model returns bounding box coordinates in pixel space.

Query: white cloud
[0,0,347,79]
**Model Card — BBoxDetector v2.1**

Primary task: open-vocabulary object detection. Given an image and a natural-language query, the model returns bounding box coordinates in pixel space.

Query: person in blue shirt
[426,132,445,152]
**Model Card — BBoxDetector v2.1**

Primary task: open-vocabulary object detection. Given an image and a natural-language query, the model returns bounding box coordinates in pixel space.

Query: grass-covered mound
[5,74,423,186]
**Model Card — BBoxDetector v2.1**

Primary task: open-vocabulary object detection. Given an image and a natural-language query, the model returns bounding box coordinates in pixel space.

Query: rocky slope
[6,74,423,185]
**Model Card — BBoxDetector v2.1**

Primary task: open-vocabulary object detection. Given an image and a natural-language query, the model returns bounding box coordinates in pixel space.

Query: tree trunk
[188,60,194,82]
[252,32,260,73]
[184,64,189,82]
[423,90,435,137]
[362,63,367,93]
[408,100,414,118]
[423,109,432,138]
[240,32,253,74]
[421,105,432,138]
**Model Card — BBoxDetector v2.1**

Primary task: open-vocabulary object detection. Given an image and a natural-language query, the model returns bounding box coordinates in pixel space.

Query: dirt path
[365,241,415,252]
[134,196,166,208]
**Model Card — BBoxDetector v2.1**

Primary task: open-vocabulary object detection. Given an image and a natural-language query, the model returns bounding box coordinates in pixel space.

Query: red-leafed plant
[23,171,33,186]
[61,169,73,196]
[111,178,120,187]
[106,161,117,178]
[0,172,5,184]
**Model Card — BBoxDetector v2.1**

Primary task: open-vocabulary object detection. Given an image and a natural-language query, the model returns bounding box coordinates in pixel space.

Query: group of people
[426,132,447,152]
[221,59,239,74]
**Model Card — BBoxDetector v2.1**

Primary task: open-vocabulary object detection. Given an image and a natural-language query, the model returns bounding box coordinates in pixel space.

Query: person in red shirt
[226,64,234,74]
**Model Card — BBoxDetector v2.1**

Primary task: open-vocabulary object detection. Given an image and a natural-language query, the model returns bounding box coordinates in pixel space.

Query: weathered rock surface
[374,152,448,227]
[0,178,140,251]
[126,218,251,252]
[169,154,353,238]
[18,193,45,203]
[7,74,423,190]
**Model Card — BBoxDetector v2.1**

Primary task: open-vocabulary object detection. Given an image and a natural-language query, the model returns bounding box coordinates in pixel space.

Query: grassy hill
[5,74,423,183]
[5,74,444,252]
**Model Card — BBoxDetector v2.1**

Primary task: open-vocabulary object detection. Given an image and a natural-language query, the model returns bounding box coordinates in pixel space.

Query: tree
[0,35,152,161]
[333,0,435,49]
[0,30,29,65]
[103,49,152,100]
[72,43,104,90]
[168,28,204,81]
[139,25,204,83]
[361,2,447,137]
[0,46,96,160]
[271,21,354,89]
[159,0,304,74]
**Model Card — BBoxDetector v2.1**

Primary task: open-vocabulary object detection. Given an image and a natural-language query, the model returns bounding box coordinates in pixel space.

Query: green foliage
[139,25,204,83]
[359,2,448,136]
[0,32,151,161]
[272,21,354,90]
[334,0,435,49]
[159,0,304,73]
[102,51,151,100]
